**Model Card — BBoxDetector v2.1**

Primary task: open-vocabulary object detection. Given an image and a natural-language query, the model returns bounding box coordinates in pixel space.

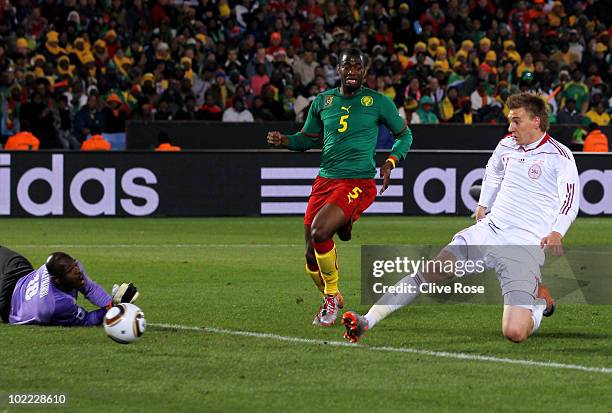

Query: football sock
[305,263,325,295]
[365,272,425,329]
[530,304,545,333]
[313,239,339,296]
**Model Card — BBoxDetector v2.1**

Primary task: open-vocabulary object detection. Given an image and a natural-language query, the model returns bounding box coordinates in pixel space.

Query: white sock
[531,304,545,333]
[364,272,424,329]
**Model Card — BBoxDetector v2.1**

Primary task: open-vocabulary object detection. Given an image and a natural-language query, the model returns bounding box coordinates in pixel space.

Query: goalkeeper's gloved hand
[111,283,139,305]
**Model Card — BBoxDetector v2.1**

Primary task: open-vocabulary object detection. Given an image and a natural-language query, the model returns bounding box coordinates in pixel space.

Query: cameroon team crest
[325,96,334,106]
[361,96,373,106]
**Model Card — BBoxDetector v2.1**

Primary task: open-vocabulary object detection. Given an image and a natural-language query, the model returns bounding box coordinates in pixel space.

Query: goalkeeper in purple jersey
[0,246,139,326]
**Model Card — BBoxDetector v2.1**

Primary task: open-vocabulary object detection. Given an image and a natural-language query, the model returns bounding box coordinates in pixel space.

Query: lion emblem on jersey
[361,96,373,106]
[325,96,334,106]
[528,164,542,179]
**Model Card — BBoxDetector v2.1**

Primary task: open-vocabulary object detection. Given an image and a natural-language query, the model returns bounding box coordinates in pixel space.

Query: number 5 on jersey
[338,106,351,132]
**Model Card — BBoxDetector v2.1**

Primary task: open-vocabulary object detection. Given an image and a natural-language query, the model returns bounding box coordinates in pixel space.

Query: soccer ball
[103,303,146,344]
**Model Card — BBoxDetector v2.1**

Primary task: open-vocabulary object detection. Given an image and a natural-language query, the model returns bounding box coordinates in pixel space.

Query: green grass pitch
[1,217,611,412]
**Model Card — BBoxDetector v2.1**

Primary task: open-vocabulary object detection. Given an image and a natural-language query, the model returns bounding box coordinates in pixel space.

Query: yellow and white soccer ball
[103,303,146,344]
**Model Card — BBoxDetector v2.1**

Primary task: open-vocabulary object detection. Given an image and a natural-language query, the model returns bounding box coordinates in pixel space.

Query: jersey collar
[521,132,549,152]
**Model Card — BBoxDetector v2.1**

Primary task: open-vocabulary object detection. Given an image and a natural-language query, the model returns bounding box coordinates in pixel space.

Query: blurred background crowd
[0,0,609,150]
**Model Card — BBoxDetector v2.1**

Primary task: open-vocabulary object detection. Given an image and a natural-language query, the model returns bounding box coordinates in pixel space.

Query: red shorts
[304,176,377,226]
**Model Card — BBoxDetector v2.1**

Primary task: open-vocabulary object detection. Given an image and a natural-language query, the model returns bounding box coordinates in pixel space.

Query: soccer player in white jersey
[343,92,580,343]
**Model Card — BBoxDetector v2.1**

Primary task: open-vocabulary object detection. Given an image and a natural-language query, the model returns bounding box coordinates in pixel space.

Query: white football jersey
[478,132,580,243]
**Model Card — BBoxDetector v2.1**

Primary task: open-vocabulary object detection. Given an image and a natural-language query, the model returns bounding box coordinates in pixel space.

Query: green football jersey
[287,87,413,179]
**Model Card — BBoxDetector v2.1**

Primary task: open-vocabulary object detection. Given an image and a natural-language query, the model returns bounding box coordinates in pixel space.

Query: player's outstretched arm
[51,296,108,327]
[266,131,289,148]
[76,261,112,308]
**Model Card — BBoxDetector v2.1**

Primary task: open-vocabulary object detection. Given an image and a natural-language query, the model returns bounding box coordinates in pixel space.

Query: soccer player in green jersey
[267,48,413,326]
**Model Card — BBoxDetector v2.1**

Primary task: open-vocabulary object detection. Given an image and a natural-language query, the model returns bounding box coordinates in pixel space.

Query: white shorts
[445,216,545,306]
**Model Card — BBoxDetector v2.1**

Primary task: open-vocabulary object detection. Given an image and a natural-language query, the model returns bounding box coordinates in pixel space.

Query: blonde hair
[507,92,549,131]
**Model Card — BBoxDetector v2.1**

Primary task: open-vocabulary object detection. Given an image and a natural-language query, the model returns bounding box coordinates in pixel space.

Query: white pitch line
[150,323,612,375]
[11,244,305,248]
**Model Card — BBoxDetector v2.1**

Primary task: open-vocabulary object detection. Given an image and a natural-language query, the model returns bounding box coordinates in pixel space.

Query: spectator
[73,94,104,143]
[583,123,609,152]
[293,83,318,123]
[250,64,270,97]
[411,96,439,124]
[292,50,319,86]
[557,99,582,125]
[260,85,285,120]
[154,99,175,121]
[470,80,493,111]
[55,95,80,149]
[585,102,610,127]
[451,96,479,124]
[19,86,58,148]
[23,7,48,40]
[102,93,127,149]
[175,95,198,121]
[439,86,460,122]
[197,93,223,121]
[280,85,296,120]
[246,47,273,79]
[1,84,22,138]
[420,2,445,36]
[251,95,275,121]
[208,72,230,109]
[102,94,127,134]
[222,97,254,122]
[568,29,584,63]
[562,70,589,115]
[479,101,507,124]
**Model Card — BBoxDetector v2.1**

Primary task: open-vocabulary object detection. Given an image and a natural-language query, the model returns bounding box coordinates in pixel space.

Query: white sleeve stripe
[560,183,575,215]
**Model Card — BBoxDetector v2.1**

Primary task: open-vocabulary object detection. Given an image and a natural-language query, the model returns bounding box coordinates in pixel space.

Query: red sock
[313,239,334,254]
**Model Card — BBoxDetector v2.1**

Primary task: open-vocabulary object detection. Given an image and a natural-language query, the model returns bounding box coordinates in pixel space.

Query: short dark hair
[339,48,365,63]
[507,92,549,132]
[46,252,74,278]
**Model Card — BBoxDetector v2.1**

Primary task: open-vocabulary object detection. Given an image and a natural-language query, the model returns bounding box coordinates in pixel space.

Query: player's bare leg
[311,203,346,325]
[502,305,535,343]
[337,218,353,241]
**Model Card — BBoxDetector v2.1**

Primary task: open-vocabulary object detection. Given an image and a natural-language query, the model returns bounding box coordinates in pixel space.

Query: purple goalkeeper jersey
[9,263,112,326]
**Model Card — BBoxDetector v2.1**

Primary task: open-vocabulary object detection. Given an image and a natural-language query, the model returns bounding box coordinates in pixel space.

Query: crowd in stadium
[0,0,609,150]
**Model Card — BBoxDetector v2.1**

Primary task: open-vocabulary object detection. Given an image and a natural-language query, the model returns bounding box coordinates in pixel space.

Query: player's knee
[310,225,331,244]
[503,325,529,343]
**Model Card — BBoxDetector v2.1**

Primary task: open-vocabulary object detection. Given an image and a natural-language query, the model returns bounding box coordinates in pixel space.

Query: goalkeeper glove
[111,283,139,305]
